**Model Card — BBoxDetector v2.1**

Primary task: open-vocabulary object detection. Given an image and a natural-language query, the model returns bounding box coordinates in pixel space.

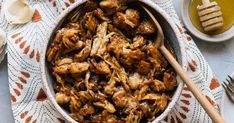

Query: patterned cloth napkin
[0,0,223,122]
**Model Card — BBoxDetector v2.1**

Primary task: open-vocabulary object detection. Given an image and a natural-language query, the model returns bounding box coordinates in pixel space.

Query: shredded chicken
[113,8,140,29]
[128,73,144,89]
[137,20,156,35]
[91,60,111,75]
[163,72,177,91]
[91,110,118,123]
[107,34,129,58]
[94,8,110,21]
[55,58,73,66]
[62,28,80,48]
[104,71,117,95]
[99,0,127,15]
[112,87,128,107]
[137,60,151,75]
[74,39,92,62]
[90,22,108,56]
[47,1,177,122]
[53,64,70,74]
[84,12,99,33]
[47,30,63,62]
[125,110,143,123]
[69,62,89,74]
[130,35,146,49]
[94,100,116,113]
[55,93,70,104]
[108,24,125,36]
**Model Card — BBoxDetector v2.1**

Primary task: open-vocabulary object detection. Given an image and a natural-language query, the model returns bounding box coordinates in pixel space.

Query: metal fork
[222,73,234,103]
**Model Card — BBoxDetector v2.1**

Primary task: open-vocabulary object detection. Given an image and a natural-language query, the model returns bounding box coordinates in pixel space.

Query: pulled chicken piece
[70,96,82,112]
[53,73,65,84]
[62,28,80,49]
[130,35,146,49]
[108,24,125,36]
[91,110,118,123]
[163,72,177,91]
[69,62,90,74]
[79,103,95,115]
[53,64,70,74]
[142,79,167,92]
[55,58,73,66]
[112,87,128,107]
[107,34,129,58]
[63,40,86,54]
[53,62,89,75]
[137,20,156,35]
[145,42,168,69]
[125,110,143,123]
[154,94,168,113]
[128,73,144,89]
[141,93,161,100]
[97,32,116,55]
[74,39,92,62]
[94,100,116,113]
[94,8,110,21]
[120,49,146,68]
[99,0,127,15]
[84,12,99,33]
[113,9,140,29]
[104,71,117,95]
[125,9,141,27]
[112,87,139,113]
[136,60,151,75]
[108,35,145,68]
[55,92,70,104]
[90,22,108,56]
[91,60,111,75]
[47,30,63,62]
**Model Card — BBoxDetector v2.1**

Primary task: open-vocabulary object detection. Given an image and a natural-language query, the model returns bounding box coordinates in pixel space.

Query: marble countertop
[0,0,233,122]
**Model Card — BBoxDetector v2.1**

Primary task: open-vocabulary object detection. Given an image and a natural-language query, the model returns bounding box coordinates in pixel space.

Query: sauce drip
[189,0,234,35]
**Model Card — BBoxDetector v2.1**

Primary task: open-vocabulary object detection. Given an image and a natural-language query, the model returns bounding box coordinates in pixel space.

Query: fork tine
[228,80,234,90]
[223,82,230,89]
[225,77,234,87]
[222,84,234,103]
[226,83,234,94]
[226,78,231,83]
[222,83,230,93]
[228,75,234,83]
[226,76,234,90]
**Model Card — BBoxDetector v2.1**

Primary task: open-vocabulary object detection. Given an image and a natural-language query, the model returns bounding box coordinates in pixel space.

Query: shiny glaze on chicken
[47,0,177,122]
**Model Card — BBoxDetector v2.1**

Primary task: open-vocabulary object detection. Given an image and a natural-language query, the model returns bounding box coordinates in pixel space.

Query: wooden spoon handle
[159,45,225,123]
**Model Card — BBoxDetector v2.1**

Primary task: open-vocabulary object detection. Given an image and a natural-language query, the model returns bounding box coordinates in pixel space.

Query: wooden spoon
[197,0,223,32]
[141,5,225,123]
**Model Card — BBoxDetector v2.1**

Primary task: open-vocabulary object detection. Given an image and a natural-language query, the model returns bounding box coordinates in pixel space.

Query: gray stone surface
[0,57,14,123]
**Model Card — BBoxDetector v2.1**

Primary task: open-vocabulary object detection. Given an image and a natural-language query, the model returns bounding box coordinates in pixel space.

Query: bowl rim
[181,0,234,42]
[40,0,186,123]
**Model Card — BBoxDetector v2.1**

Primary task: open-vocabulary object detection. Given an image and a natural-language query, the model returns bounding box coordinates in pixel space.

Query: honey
[189,0,234,35]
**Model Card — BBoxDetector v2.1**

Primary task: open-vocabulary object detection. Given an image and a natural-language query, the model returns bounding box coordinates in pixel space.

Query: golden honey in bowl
[189,0,234,35]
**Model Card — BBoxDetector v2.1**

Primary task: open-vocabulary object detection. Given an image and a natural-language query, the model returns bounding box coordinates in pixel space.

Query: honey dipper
[197,0,224,32]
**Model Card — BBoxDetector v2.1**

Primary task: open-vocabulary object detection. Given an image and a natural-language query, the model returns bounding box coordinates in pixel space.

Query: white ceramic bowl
[41,0,186,122]
[181,0,234,42]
